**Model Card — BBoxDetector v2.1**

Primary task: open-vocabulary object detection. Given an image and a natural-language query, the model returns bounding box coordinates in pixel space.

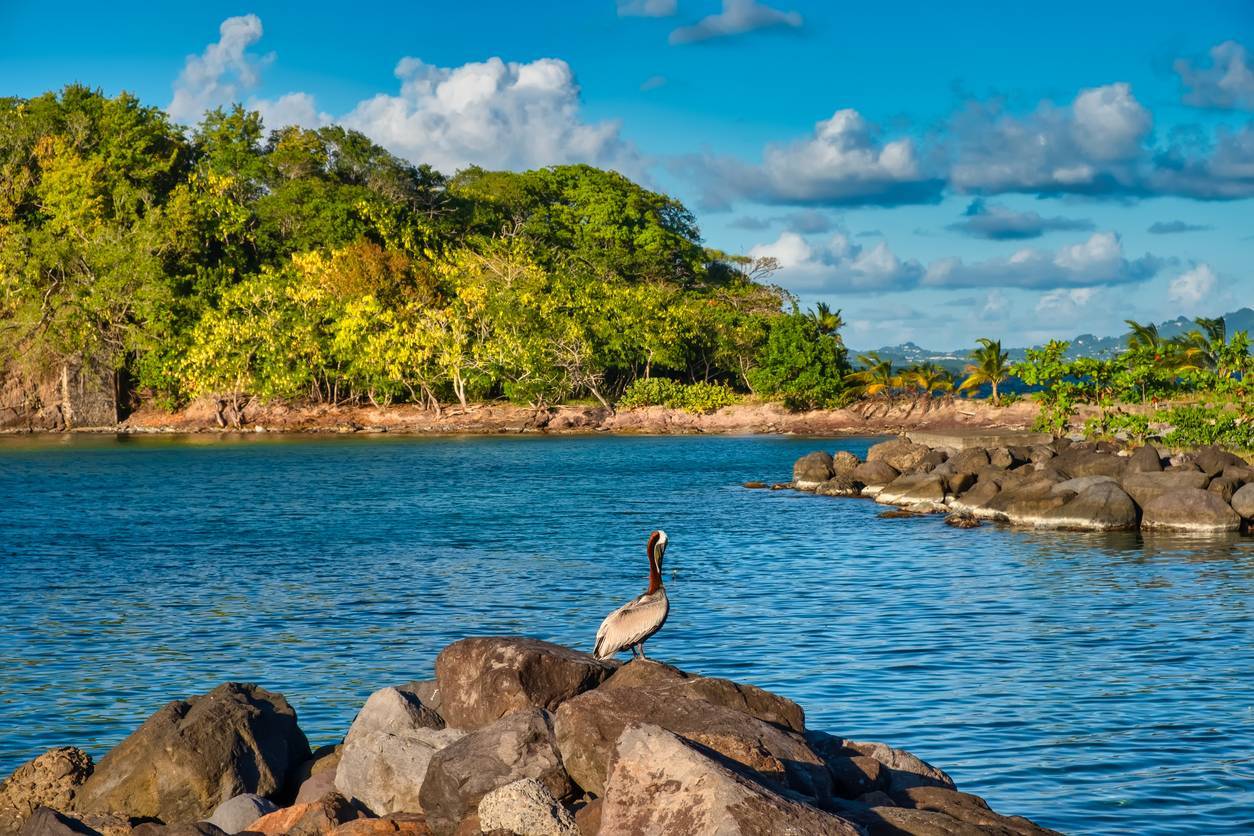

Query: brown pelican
[594,530,670,660]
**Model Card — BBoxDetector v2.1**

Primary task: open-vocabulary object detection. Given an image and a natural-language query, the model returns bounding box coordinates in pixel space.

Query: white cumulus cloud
[923,232,1161,289]
[168,14,271,122]
[749,231,924,293]
[1167,264,1219,310]
[670,0,802,45]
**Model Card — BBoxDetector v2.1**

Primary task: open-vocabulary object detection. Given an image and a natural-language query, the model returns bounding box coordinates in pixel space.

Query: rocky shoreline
[784,436,1254,534]
[3,397,1056,438]
[0,637,1058,836]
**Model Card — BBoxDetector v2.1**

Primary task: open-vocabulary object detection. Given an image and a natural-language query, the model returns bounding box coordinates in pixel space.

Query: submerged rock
[73,683,310,822]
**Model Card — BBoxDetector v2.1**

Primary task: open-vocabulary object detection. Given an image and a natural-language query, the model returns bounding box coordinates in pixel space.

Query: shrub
[617,378,737,414]
[1158,404,1254,450]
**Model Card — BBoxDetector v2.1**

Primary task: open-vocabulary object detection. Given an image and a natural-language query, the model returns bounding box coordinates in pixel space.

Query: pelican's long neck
[646,536,662,594]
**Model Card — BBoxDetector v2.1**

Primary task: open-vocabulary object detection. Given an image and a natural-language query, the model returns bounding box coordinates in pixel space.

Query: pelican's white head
[650,529,669,571]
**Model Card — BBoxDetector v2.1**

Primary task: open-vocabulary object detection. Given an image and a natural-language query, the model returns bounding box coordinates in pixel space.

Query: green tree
[959,338,1011,405]
[747,311,849,410]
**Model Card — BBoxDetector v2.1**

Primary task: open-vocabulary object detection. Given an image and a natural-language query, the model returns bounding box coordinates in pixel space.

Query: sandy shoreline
[0,397,1063,437]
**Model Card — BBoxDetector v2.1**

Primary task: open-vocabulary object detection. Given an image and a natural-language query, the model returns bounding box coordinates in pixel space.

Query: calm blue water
[1,434,1252,835]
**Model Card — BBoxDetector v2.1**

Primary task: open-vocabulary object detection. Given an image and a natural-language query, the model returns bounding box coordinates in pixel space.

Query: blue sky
[2,1,1252,349]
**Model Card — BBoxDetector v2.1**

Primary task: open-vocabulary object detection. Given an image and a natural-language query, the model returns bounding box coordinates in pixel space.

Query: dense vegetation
[0,87,851,423]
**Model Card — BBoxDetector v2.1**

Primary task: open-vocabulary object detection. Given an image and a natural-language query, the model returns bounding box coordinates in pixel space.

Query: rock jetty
[0,637,1058,836]
[789,436,1254,533]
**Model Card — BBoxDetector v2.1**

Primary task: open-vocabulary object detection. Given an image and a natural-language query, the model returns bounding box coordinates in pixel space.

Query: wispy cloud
[168,14,271,122]
[1147,220,1213,234]
[946,199,1094,240]
[640,74,668,91]
[1175,40,1254,110]
[669,0,802,45]
[617,0,677,17]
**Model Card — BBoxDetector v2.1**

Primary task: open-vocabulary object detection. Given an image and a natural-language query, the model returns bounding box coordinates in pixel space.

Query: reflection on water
[1,433,1251,835]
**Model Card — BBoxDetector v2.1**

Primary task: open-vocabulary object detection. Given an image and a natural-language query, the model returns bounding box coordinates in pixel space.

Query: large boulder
[74,683,310,822]
[600,659,804,732]
[1121,471,1210,507]
[475,779,577,836]
[553,683,831,800]
[1052,450,1125,479]
[203,795,278,835]
[949,481,1001,516]
[1142,489,1241,532]
[850,461,899,489]
[335,723,463,816]
[598,725,861,836]
[1037,483,1139,531]
[949,448,991,475]
[418,710,570,835]
[0,748,94,835]
[985,478,1070,524]
[1193,446,1246,478]
[885,786,1060,835]
[1232,483,1254,520]
[793,452,835,490]
[1051,475,1117,496]
[875,474,946,507]
[831,451,861,478]
[434,638,615,731]
[1124,445,1163,473]
[1209,476,1242,503]
[840,740,955,793]
[19,807,105,836]
[866,438,930,473]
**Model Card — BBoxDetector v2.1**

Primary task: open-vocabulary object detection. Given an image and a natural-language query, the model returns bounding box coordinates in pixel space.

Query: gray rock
[419,709,570,835]
[1053,450,1126,478]
[944,471,977,495]
[949,481,1000,515]
[917,449,949,472]
[1208,476,1242,503]
[1223,464,1254,485]
[1121,471,1210,507]
[19,808,100,836]
[1194,446,1246,478]
[73,683,309,822]
[949,448,991,475]
[844,740,956,793]
[335,723,464,815]
[1142,489,1241,532]
[476,779,577,836]
[1038,483,1139,531]
[294,769,337,805]
[793,451,835,489]
[598,725,861,836]
[1229,483,1254,520]
[345,686,444,745]
[1029,445,1056,464]
[1051,475,1118,496]
[203,794,276,835]
[398,680,442,715]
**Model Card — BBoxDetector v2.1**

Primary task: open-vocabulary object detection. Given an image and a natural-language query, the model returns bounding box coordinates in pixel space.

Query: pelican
[594,530,670,661]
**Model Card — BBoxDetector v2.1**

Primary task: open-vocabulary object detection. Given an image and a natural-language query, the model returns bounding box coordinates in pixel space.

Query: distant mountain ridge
[856,307,1254,372]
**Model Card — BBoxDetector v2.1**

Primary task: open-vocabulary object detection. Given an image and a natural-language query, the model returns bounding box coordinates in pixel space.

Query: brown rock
[244,794,363,836]
[944,472,977,495]
[832,451,861,477]
[294,772,337,806]
[1052,450,1125,479]
[1193,446,1246,478]
[793,452,835,489]
[327,815,430,836]
[1124,445,1163,473]
[951,480,999,513]
[944,513,980,529]
[889,786,1059,835]
[418,709,570,835]
[573,799,600,836]
[845,741,955,793]
[17,808,100,836]
[1037,483,1139,531]
[74,684,310,822]
[600,659,805,732]
[949,448,991,475]
[876,474,946,506]
[434,638,615,731]
[1208,476,1241,503]
[130,825,228,836]
[1233,483,1254,520]
[598,724,860,836]
[867,438,931,473]
[553,684,831,799]
[851,460,899,487]
[816,476,865,497]
[0,748,93,835]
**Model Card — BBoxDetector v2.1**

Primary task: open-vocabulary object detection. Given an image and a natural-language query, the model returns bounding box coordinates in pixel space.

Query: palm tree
[807,303,845,343]
[1173,316,1227,374]
[906,362,955,398]
[844,352,896,399]
[959,338,1011,405]
[1125,319,1165,353]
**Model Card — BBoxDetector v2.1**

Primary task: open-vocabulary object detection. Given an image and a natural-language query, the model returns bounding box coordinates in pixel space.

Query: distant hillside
[858,307,1254,371]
